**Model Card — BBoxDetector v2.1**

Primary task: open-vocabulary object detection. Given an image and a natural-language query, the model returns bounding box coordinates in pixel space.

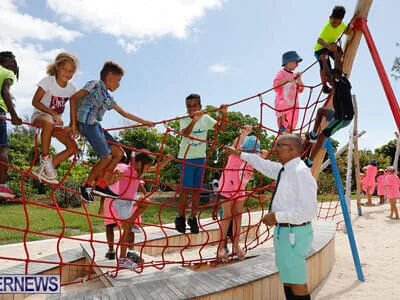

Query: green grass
[0,194,339,245]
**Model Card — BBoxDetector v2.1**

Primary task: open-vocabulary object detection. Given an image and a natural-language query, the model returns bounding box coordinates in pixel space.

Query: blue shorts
[323,109,352,137]
[78,122,118,159]
[0,109,7,147]
[179,158,206,189]
[273,223,313,284]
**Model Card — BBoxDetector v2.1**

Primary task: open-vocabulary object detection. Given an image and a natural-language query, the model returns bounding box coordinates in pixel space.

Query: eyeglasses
[274,143,292,148]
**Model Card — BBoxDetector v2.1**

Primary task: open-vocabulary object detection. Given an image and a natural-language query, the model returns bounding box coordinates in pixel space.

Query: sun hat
[282,51,303,66]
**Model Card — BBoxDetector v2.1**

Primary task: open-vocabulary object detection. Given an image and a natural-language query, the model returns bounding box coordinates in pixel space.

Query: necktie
[268,167,284,212]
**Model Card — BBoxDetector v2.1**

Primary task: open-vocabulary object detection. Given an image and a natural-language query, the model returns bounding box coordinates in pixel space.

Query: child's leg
[217,200,233,256]
[0,146,8,185]
[119,222,131,258]
[232,200,244,254]
[379,195,385,205]
[367,188,373,205]
[106,224,115,252]
[178,190,189,217]
[87,155,112,184]
[309,134,328,162]
[394,199,399,219]
[389,198,395,218]
[52,129,77,168]
[191,189,201,218]
[33,115,56,157]
[102,145,123,185]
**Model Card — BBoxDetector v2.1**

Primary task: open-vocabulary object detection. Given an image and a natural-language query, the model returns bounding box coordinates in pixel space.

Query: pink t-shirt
[273,69,304,116]
[104,163,141,226]
[385,173,400,199]
[218,154,253,201]
[376,174,386,196]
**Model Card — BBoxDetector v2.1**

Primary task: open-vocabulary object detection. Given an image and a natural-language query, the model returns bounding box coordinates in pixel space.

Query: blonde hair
[46,52,78,76]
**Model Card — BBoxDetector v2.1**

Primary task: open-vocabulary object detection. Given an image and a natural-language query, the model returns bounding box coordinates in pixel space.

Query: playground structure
[1,0,400,298]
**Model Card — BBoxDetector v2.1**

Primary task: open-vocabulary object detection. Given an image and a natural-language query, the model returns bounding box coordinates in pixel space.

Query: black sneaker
[322,85,332,94]
[175,215,186,233]
[127,251,143,264]
[93,185,119,198]
[80,184,94,203]
[105,250,116,260]
[187,216,199,234]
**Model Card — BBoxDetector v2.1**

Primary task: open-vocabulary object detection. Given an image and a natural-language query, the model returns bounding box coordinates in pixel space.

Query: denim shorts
[0,109,8,147]
[78,122,118,158]
[314,48,334,70]
[179,158,206,189]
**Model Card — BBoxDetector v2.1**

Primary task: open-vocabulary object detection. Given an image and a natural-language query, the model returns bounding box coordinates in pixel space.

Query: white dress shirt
[240,153,318,224]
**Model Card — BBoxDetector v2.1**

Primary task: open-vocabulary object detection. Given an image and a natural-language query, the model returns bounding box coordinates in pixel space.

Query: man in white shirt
[225,134,317,300]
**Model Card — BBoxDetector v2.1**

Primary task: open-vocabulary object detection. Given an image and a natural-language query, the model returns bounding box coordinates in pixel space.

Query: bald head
[277,134,303,154]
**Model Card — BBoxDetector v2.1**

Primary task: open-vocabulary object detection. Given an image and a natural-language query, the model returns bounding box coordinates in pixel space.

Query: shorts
[0,109,7,147]
[78,122,118,158]
[104,198,138,226]
[273,223,313,284]
[314,48,334,70]
[179,158,206,189]
[322,109,352,137]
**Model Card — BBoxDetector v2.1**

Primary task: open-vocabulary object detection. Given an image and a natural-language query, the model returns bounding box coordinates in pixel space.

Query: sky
[0,0,399,152]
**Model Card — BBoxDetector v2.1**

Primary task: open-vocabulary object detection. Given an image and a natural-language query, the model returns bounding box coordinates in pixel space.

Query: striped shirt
[76,80,117,124]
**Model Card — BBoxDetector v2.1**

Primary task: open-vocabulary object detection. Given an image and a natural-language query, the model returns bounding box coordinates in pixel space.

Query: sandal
[233,249,246,261]
[217,251,230,263]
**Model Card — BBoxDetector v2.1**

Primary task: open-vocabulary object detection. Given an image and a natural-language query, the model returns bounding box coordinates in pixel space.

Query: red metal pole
[354,17,400,131]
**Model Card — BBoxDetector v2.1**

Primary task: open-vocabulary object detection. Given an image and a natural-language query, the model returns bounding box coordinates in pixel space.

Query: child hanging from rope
[273,51,304,133]
[175,93,228,234]
[303,59,354,168]
[101,151,173,268]
[384,166,400,219]
[31,52,79,184]
[314,5,352,94]
[70,61,154,203]
[215,125,261,262]
[0,51,22,199]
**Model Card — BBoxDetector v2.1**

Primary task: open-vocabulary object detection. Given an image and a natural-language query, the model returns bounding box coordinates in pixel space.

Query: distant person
[384,166,399,219]
[175,93,228,234]
[314,5,352,94]
[0,51,22,199]
[376,168,386,205]
[362,160,377,206]
[273,51,304,133]
[31,52,79,184]
[70,61,154,203]
[225,134,317,300]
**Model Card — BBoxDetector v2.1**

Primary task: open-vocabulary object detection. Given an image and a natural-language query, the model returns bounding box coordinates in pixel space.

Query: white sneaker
[131,224,142,234]
[33,164,59,185]
[118,257,137,269]
[40,155,57,181]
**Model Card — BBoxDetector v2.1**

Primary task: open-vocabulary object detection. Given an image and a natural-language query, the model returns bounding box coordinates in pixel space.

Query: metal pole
[325,138,365,282]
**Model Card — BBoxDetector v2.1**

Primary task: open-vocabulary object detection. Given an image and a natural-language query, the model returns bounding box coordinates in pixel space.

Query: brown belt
[277,221,311,227]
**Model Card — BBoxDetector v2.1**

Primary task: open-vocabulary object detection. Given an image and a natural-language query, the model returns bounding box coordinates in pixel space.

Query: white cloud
[0,0,82,43]
[47,0,224,52]
[209,63,230,73]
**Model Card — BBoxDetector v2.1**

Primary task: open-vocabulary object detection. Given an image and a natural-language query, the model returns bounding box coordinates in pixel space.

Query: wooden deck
[46,220,336,300]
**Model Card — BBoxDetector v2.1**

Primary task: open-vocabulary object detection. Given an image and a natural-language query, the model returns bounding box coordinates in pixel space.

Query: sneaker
[175,215,186,233]
[118,257,137,269]
[322,85,332,94]
[304,158,313,168]
[93,185,119,198]
[307,132,318,143]
[40,154,57,181]
[127,251,143,264]
[32,166,59,184]
[131,224,142,234]
[105,250,116,260]
[187,216,199,234]
[80,184,94,203]
[0,185,15,198]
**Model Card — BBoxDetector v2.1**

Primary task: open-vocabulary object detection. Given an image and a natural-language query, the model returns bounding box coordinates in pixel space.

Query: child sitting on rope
[303,62,354,168]
[314,5,352,94]
[0,51,22,199]
[70,61,154,203]
[215,125,261,262]
[101,150,173,269]
[175,93,228,234]
[273,51,304,133]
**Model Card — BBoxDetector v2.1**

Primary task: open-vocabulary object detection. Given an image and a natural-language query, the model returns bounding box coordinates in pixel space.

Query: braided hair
[0,51,19,79]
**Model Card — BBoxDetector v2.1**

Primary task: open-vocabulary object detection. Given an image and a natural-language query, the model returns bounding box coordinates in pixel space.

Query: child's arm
[182,111,204,135]
[232,125,253,149]
[32,87,64,125]
[112,104,154,127]
[275,76,296,87]
[147,154,174,173]
[1,79,22,125]
[69,89,88,136]
[215,104,228,132]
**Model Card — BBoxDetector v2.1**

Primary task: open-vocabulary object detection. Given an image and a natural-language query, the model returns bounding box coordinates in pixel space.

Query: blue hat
[369,159,377,166]
[282,51,302,66]
[241,136,261,152]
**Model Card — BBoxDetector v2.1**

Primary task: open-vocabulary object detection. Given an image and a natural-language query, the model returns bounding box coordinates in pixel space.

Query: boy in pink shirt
[273,51,304,133]
[384,166,400,219]
[376,169,386,205]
